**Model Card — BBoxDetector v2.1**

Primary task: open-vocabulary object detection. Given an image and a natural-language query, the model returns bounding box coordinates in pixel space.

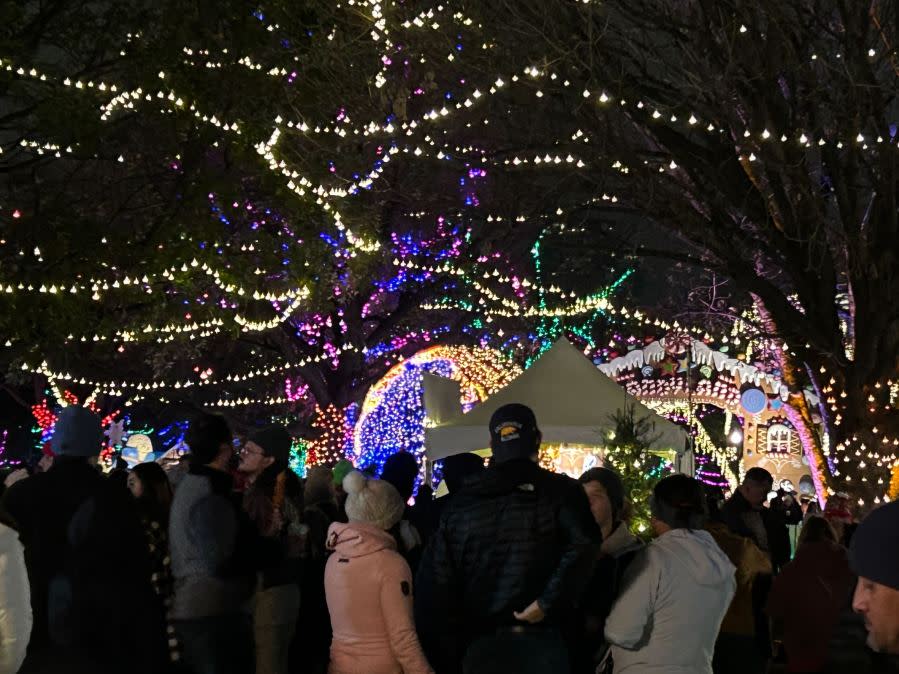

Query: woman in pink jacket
[325,470,433,674]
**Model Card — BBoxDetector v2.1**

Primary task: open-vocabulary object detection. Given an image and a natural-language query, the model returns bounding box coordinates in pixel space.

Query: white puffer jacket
[0,522,31,674]
[605,528,736,674]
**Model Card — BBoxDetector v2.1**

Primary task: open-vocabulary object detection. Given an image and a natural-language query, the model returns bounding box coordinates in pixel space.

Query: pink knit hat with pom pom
[343,470,405,531]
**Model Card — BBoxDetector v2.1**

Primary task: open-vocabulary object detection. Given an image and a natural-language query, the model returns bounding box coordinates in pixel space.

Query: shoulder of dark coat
[442,465,582,520]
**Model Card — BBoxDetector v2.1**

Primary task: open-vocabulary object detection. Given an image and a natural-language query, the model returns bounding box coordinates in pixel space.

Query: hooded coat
[0,522,30,674]
[325,521,432,674]
[605,528,736,674]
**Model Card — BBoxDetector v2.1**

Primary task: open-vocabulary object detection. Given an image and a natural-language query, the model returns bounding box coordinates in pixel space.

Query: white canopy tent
[424,338,692,473]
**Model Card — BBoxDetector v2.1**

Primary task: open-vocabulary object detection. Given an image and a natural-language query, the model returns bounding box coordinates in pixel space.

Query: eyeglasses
[240,446,265,457]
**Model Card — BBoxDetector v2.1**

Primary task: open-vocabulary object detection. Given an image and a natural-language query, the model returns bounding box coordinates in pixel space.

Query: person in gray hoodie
[604,474,736,674]
[169,413,262,674]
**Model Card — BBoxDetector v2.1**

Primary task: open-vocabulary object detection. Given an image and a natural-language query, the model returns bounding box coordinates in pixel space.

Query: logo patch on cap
[495,421,522,442]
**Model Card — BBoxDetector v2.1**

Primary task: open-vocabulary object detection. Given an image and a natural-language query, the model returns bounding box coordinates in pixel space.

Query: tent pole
[423,455,432,490]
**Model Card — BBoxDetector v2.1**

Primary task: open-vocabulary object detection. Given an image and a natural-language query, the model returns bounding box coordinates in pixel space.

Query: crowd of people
[0,402,898,674]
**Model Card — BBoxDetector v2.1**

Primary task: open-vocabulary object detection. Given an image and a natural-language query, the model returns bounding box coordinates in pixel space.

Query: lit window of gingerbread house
[765,423,797,455]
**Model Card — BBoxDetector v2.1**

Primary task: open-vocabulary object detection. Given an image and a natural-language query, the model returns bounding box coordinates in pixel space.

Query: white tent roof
[424,337,688,461]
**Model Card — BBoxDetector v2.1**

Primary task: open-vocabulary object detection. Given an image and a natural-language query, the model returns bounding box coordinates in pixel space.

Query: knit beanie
[850,501,899,591]
[579,466,626,523]
[53,406,103,457]
[343,470,405,531]
[442,453,485,493]
[248,425,292,468]
[489,403,540,463]
[332,458,355,487]
[381,451,419,501]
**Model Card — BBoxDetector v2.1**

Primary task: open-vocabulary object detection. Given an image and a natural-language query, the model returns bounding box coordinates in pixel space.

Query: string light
[353,345,520,477]
[0,430,15,468]
[597,333,832,499]
[288,437,308,478]
[30,344,361,393]
[307,403,357,467]
[3,4,893,504]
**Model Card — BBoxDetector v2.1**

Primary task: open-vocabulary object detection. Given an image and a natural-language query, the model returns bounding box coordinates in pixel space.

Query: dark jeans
[463,628,569,674]
[174,614,255,674]
[713,632,769,674]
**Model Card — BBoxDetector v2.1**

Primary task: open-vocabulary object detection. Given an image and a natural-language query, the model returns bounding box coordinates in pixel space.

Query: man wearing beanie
[3,406,163,673]
[239,424,293,492]
[850,501,899,655]
[416,403,601,674]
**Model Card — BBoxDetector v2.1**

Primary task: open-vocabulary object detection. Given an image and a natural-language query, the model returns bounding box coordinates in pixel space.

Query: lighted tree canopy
[469,0,899,497]
[0,0,632,459]
[1,0,897,494]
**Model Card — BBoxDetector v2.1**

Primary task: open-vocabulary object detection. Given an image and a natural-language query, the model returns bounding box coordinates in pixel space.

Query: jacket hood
[602,521,643,558]
[655,528,735,586]
[326,521,397,559]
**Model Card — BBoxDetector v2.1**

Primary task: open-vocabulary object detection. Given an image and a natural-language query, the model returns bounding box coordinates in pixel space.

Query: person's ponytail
[650,474,707,530]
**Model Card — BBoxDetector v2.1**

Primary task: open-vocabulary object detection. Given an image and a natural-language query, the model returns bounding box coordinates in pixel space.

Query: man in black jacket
[720,467,791,571]
[3,406,164,674]
[850,501,899,656]
[719,467,790,673]
[825,501,899,673]
[415,403,601,674]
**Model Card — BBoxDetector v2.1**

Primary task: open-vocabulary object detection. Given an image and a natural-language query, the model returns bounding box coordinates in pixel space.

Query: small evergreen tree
[604,405,671,539]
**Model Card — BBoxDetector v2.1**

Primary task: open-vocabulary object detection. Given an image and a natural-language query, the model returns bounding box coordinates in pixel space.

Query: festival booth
[424,338,690,478]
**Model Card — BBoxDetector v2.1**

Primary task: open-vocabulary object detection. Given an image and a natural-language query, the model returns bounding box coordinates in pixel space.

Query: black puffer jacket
[415,459,601,671]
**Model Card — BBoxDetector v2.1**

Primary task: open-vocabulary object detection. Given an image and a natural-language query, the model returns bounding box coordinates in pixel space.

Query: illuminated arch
[353,345,521,473]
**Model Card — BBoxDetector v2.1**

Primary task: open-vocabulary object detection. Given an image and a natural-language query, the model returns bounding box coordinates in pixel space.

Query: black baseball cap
[489,403,540,463]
